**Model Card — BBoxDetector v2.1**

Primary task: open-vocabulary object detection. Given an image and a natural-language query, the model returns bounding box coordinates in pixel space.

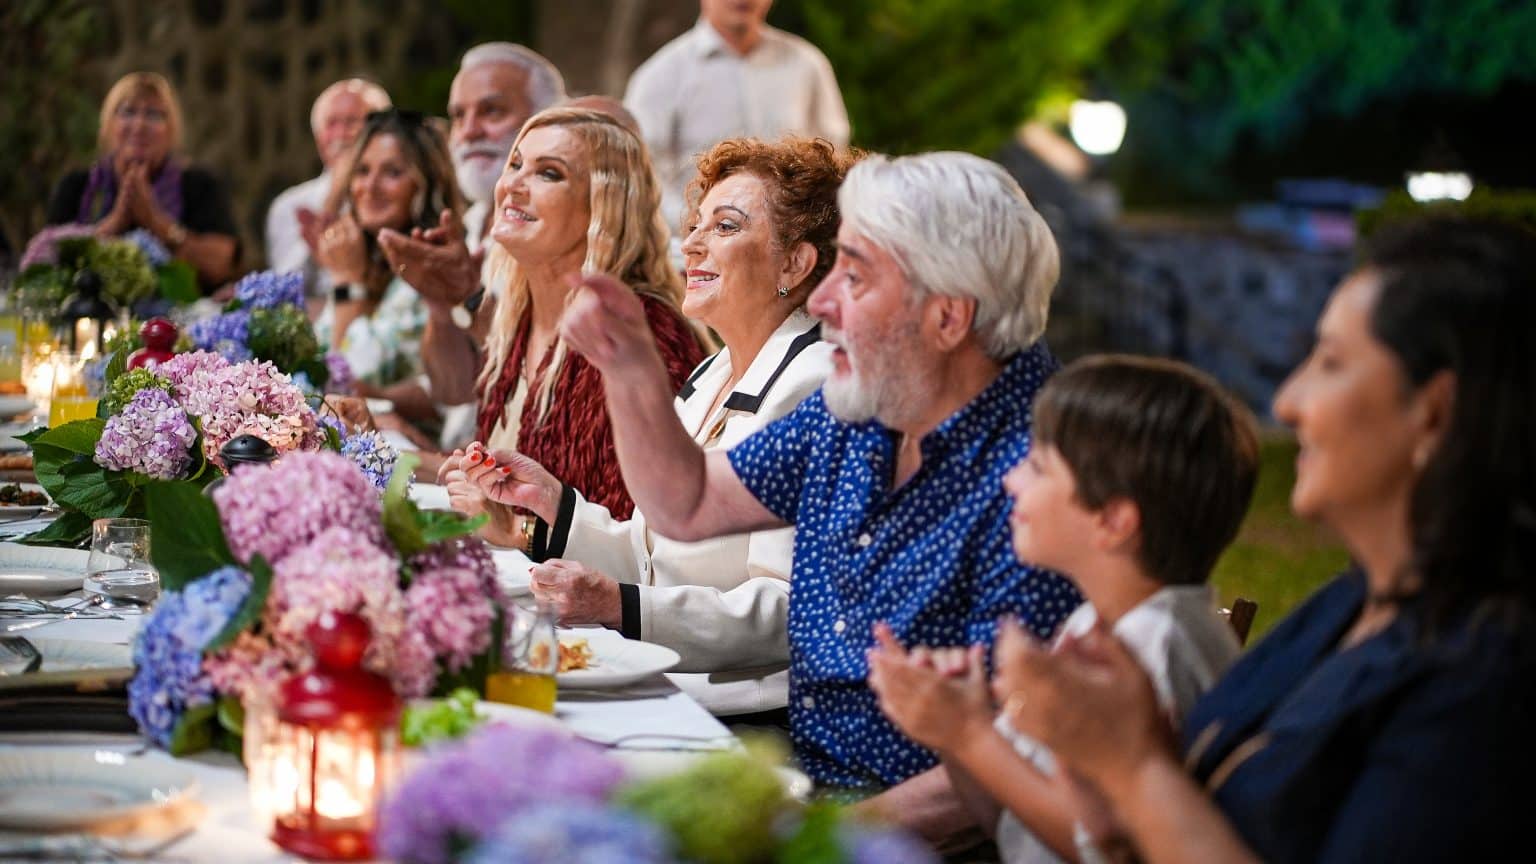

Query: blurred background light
[1069,99,1127,156]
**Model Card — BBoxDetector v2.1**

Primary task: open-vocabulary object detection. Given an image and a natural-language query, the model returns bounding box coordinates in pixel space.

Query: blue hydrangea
[467,806,675,864]
[841,826,939,864]
[340,430,399,491]
[233,270,305,310]
[187,310,252,362]
[127,567,252,747]
[122,228,171,267]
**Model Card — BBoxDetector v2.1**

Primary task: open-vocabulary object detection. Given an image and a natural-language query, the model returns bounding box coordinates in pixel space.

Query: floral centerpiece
[13,224,199,317]
[379,728,934,864]
[18,349,387,546]
[127,450,492,754]
[183,270,353,394]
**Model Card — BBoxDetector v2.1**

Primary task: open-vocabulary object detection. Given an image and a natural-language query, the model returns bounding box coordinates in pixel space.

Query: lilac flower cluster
[233,270,305,309]
[127,567,251,746]
[340,430,399,490]
[188,309,253,362]
[18,222,94,270]
[324,351,356,395]
[466,805,675,864]
[378,725,624,864]
[213,450,384,567]
[159,349,231,392]
[94,388,197,479]
[122,228,172,267]
[404,566,495,681]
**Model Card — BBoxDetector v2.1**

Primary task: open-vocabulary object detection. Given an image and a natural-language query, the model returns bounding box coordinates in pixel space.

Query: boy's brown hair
[1032,355,1260,586]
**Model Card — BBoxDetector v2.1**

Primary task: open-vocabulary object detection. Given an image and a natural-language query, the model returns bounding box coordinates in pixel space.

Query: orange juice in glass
[486,602,559,712]
[48,354,99,426]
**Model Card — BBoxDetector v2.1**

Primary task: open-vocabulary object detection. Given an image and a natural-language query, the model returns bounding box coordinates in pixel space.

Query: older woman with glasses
[45,71,239,289]
[313,109,463,417]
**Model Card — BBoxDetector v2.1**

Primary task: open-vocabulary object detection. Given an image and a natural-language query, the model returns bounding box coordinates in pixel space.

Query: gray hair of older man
[309,78,391,134]
[459,42,568,113]
[838,152,1059,359]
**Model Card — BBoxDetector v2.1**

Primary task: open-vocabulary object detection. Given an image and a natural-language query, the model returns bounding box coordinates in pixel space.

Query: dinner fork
[3,594,111,633]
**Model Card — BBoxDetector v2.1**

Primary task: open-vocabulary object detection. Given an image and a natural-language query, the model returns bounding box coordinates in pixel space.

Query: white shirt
[996,585,1240,864]
[313,277,427,389]
[264,172,333,295]
[556,311,830,715]
[624,18,850,231]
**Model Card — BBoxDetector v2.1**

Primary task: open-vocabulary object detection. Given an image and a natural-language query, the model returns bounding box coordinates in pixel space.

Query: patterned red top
[476,295,705,519]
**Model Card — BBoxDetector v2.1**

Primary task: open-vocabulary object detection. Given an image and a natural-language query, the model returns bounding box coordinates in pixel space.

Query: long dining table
[0,487,740,861]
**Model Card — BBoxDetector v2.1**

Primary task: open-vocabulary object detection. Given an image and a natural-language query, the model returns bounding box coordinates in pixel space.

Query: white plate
[0,543,86,595]
[0,396,35,419]
[0,748,199,831]
[557,632,680,689]
[408,483,451,510]
[490,548,532,597]
[0,639,133,691]
[0,483,51,522]
[365,397,395,416]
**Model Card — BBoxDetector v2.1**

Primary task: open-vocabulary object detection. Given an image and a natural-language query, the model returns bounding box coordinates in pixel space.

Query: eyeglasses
[114,104,169,125]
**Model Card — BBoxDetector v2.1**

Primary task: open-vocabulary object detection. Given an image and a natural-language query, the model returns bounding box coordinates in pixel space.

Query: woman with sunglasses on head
[998,217,1536,863]
[45,71,239,290]
[314,109,463,421]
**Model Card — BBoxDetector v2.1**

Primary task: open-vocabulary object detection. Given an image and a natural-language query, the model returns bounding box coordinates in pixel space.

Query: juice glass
[485,601,559,712]
[48,353,99,426]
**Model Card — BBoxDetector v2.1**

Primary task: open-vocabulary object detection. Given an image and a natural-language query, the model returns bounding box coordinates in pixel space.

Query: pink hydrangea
[213,450,385,568]
[179,359,323,464]
[203,630,292,705]
[404,566,496,676]
[19,223,95,270]
[159,350,231,393]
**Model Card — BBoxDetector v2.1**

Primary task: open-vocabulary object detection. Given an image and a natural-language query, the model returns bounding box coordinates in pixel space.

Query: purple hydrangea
[377,725,624,864]
[317,413,346,441]
[233,270,305,310]
[324,351,356,395]
[94,388,197,479]
[18,222,94,270]
[213,450,385,568]
[159,350,231,392]
[188,310,253,362]
[467,806,675,864]
[127,567,252,747]
[841,826,940,864]
[123,228,172,267]
[339,430,399,490]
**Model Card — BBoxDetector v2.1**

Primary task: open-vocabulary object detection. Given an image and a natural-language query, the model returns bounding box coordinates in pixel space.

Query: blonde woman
[46,71,238,288]
[439,107,704,524]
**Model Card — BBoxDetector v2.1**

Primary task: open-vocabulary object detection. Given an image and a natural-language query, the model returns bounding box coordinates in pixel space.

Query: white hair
[459,42,567,113]
[837,152,1059,358]
[310,78,391,134]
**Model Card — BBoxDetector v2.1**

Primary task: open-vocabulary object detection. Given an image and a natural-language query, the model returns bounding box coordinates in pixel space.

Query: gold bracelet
[518,514,537,552]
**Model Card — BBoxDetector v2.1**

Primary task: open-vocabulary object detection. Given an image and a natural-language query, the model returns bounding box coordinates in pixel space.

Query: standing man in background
[625,0,850,233]
[265,78,390,292]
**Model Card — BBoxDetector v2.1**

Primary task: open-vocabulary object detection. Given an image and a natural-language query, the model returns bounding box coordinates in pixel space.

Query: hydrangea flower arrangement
[378,729,938,864]
[18,349,378,547]
[13,223,199,316]
[126,450,493,755]
[185,270,352,394]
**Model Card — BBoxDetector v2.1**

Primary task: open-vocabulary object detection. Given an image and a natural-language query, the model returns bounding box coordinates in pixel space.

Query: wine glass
[84,517,159,610]
[485,600,559,712]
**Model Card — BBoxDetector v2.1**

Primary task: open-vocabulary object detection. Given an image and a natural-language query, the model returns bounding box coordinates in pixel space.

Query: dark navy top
[1182,572,1536,862]
[728,344,1079,788]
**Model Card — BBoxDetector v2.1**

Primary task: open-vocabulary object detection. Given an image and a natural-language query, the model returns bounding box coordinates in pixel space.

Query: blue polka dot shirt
[727,343,1081,789]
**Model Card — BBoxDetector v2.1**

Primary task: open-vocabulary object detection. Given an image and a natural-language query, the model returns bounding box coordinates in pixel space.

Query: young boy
[868,354,1259,863]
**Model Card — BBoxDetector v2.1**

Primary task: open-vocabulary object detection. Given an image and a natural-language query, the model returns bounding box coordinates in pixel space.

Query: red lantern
[127,318,178,370]
[267,612,401,861]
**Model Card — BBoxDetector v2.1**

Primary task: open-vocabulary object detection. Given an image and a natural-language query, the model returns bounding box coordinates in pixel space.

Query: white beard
[822,373,882,423]
[455,158,501,205]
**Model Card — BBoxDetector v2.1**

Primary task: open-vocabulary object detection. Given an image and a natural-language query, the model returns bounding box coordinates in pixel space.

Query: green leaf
[773,803,844,864]
[144,480,236,590]
[156,260,200,305]
[102,347,129,388]
[168,701,217,756]
[216,694,245,737]
[204,555,272,652]
[419,509,488,545]
[382,452,427,556]
[30,443,136,518]
[19,510,93,547]
[26,418,105,455]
